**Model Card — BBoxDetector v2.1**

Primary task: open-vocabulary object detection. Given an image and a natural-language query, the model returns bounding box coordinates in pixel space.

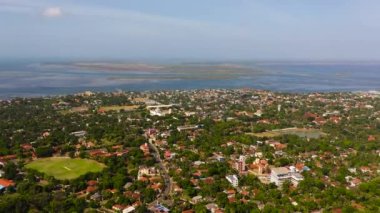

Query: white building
[290,173,304,186]
[147,105,173,117]
[270,167,304,187]
[226,175,239,187]
[270,167,290,186]
[149,108,172,116]
[235,155,247,172]
[177,125,199,132]
[123,206,136,213]
[138,166,158,179]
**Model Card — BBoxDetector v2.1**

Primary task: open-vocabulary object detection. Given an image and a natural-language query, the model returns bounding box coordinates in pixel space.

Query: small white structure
[138,166,158,179]
[70,130,87,137]
[177,125,199,132]
[123,206,135,213]
[226,175,239,187]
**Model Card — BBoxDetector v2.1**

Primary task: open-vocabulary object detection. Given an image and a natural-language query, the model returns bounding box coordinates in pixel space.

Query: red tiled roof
[87,180,98,186]
[86,186,97,193]
[0,155,17,161]
[0,179,15,187]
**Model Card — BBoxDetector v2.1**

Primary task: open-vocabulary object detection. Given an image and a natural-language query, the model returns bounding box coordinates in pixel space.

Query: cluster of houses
[1,89,379,212]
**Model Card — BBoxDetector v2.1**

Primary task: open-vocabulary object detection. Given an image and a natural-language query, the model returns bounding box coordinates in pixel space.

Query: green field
[247,128,325,139]
[25,157,106,180]
[99,105,139,112]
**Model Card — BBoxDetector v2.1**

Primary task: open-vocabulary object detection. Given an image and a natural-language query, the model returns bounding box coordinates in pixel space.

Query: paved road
[148,140,172,206]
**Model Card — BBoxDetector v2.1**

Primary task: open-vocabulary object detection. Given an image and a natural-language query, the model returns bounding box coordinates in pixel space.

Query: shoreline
[1,88,379,101]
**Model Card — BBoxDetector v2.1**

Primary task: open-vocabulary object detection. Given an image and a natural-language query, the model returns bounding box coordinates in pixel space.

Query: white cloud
[42,7,62,17]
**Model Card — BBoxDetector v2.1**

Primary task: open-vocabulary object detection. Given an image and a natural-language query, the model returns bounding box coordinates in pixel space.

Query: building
[235,155,246,173]
[249,159,269,175]
[70,130,87,137]
[140,143,150,155]
[270,167,290,186]
[177,125,199,132]
[0,178,15,191]
[150,204,170,213]
[147,105,173,117]
[270,167,304,187]
[138,166,158,179]
[123,206,136,213]
[290,173,304,186]
[226,175,239,187]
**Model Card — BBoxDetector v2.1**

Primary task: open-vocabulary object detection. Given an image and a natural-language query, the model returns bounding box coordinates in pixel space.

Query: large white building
[226,175,239,187]
[270,167,290,186]
[270,167,304,187]
[147,105,173,117]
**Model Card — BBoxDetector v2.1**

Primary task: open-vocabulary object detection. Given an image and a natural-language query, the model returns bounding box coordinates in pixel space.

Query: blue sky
[1,0,380,60]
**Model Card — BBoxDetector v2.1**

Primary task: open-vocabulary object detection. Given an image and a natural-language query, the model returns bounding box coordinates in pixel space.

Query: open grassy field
[247,128,325,139]
[25,157,106,180]
[98,105,139,112]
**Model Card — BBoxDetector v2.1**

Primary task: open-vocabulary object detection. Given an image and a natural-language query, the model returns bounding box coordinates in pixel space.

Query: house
[0,178,15,191]
[215,154,225,162]
[0,155,17,161]
[348,168,357,174]
[190,195,203,204]
[138,166,158,179]
[249,159,269,175]
[164,150,172,159]
[177,125,199,132]
[226,175,239,187]
[112,204,126,212]
[314,117,326,125]
[70,130,87,137]
[87,180,97,186]
[90,192,102,201]
[150,204,170,213]
[368,135,376,142]
[295,162,306,172]
[139,143,150,155]
[123,206,136,213]
[89,149,109,157]
[350,178,362,187]
[205,203,219,213]
[360,166,371,173]
[20,143,33,151]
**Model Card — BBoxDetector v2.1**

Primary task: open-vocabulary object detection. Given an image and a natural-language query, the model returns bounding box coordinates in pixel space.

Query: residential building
[226,175,239,187]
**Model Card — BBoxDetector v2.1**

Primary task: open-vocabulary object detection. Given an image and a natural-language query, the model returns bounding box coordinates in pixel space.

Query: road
[148,140,172,206]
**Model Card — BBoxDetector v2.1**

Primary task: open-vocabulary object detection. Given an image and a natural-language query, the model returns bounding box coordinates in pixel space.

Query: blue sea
[0,61,380,99]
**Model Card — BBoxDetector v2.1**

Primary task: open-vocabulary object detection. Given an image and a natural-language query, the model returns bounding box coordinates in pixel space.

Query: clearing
[25,157,106,180]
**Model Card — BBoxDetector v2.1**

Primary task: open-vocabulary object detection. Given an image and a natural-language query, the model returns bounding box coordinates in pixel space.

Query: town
[0,89,379,212]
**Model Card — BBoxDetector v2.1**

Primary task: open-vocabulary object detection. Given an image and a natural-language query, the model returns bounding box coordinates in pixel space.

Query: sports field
[98,105,139,112]
[247,128,325,139]
[25,157,106,180]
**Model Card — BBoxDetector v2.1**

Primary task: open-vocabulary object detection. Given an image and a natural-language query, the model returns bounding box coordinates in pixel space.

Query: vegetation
[0,90,379,212]
[25,157,106,180]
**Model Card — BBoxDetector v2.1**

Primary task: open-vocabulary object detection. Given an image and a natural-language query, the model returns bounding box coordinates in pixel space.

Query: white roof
[122,206,135,213]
